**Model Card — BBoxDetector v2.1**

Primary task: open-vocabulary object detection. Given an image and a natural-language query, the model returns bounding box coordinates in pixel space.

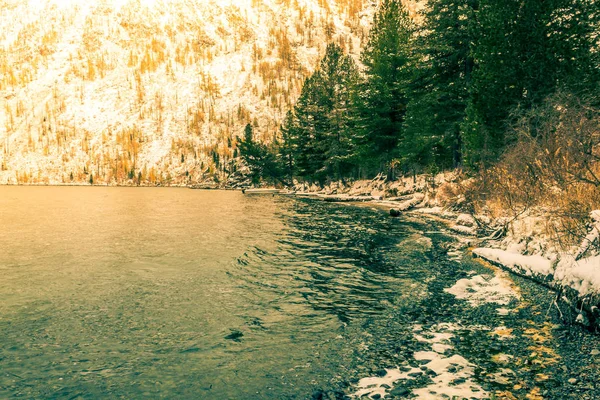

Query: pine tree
[244,123,253,143]
[278,110,296,185]
[318,43,360,179]
[549,0,599,98]
[238,124,282,185]
[290,71,330,183]
[354,0,415,176]
[461,0,595,167]
[402,0,478,171]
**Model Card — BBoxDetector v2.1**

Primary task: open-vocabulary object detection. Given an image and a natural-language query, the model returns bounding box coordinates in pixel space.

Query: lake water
[0,187,574,399]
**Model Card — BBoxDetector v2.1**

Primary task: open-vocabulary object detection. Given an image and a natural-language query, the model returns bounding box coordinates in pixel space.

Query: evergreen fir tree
[354,0,415,177]
[461,0,595,167]
[291,71,330,183]
[278,110,296,185]
[238,124,282,185]
[318,43,360,179]
[403,0,478,170]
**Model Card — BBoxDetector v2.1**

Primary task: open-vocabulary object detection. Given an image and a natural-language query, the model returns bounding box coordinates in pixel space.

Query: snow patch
[445,272,518,306]
[555,254,600,296]
[412,353,486,399]
[352,323,487,399]
[352,367,422,399]
[473,248,555,278]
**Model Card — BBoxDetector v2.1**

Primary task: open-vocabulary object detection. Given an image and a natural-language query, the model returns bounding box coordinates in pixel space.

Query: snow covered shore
[468,208,600,329]
[472,243,600,328]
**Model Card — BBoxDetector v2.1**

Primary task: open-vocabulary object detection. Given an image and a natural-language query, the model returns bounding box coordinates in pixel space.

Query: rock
[180,347,200,353]
[451,377,467,385]
[456,214,476,227]
[389,386,410,397]
[376,369,388,377]
[591,349,600,356]
[224,329,244,341]
[576,313,590,326]
[568,378,578,384]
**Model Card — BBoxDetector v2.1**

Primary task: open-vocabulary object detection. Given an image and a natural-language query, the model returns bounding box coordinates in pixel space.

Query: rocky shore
[283,175,600,399]
[286,173,600,332]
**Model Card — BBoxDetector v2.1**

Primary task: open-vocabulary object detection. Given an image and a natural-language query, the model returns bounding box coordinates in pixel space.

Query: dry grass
[465,93,600,248]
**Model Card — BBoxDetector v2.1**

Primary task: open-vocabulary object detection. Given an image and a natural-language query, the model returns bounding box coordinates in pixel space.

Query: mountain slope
[0,0,376,185]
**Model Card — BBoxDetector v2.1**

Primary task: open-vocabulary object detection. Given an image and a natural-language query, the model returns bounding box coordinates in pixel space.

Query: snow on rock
[414,323,455,354]
[412,206,446,215]
[473,248,555,279]
[448,213,478,236]
[378,193,425,212]
[412,324,487,399]
[352,323,488,399]
[450,224,477,236]
[555,254,600,297]
[456,213,476,227]
[412,353,487,399]
[352,367,423,399]
[445,271,519,306]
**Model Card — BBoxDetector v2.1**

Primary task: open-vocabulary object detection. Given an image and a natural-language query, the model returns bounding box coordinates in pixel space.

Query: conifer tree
[238,123,282,184]
[318,43,360,179]
[290,71,330,183]
[278,110,296,185]
[402,0,478,170]
[549,0,599,98]
[354,0,415,176]
[461,0,596,167]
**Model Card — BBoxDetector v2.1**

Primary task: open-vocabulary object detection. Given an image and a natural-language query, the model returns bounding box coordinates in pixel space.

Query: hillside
[0,0,386,185]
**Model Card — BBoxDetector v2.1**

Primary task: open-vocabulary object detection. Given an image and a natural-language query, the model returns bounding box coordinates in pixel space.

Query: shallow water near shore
[0,187,597,399]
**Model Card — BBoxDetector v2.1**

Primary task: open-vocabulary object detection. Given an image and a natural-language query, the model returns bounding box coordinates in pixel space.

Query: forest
[240,0,600,195]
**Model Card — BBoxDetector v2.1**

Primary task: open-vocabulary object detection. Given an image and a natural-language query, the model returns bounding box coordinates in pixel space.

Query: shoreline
[4,180,598,329]
[3,182,597,398]
[293,182,600,398]
[286,175,600,332]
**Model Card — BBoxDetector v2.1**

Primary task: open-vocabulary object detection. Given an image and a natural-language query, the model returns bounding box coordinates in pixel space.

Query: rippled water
[0,187,452,399]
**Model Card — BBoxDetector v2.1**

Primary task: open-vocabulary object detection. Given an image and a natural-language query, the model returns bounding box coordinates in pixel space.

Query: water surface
[1,187,442,398]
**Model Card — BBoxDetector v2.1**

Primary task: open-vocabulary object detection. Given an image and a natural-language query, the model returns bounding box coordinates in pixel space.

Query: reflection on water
[0,187,439,399]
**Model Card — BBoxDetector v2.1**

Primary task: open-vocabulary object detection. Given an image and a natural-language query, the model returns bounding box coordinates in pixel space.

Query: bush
[474,92,600,247]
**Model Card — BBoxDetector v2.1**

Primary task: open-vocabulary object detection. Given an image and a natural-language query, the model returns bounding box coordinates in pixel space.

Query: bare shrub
[474,92,600,248]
